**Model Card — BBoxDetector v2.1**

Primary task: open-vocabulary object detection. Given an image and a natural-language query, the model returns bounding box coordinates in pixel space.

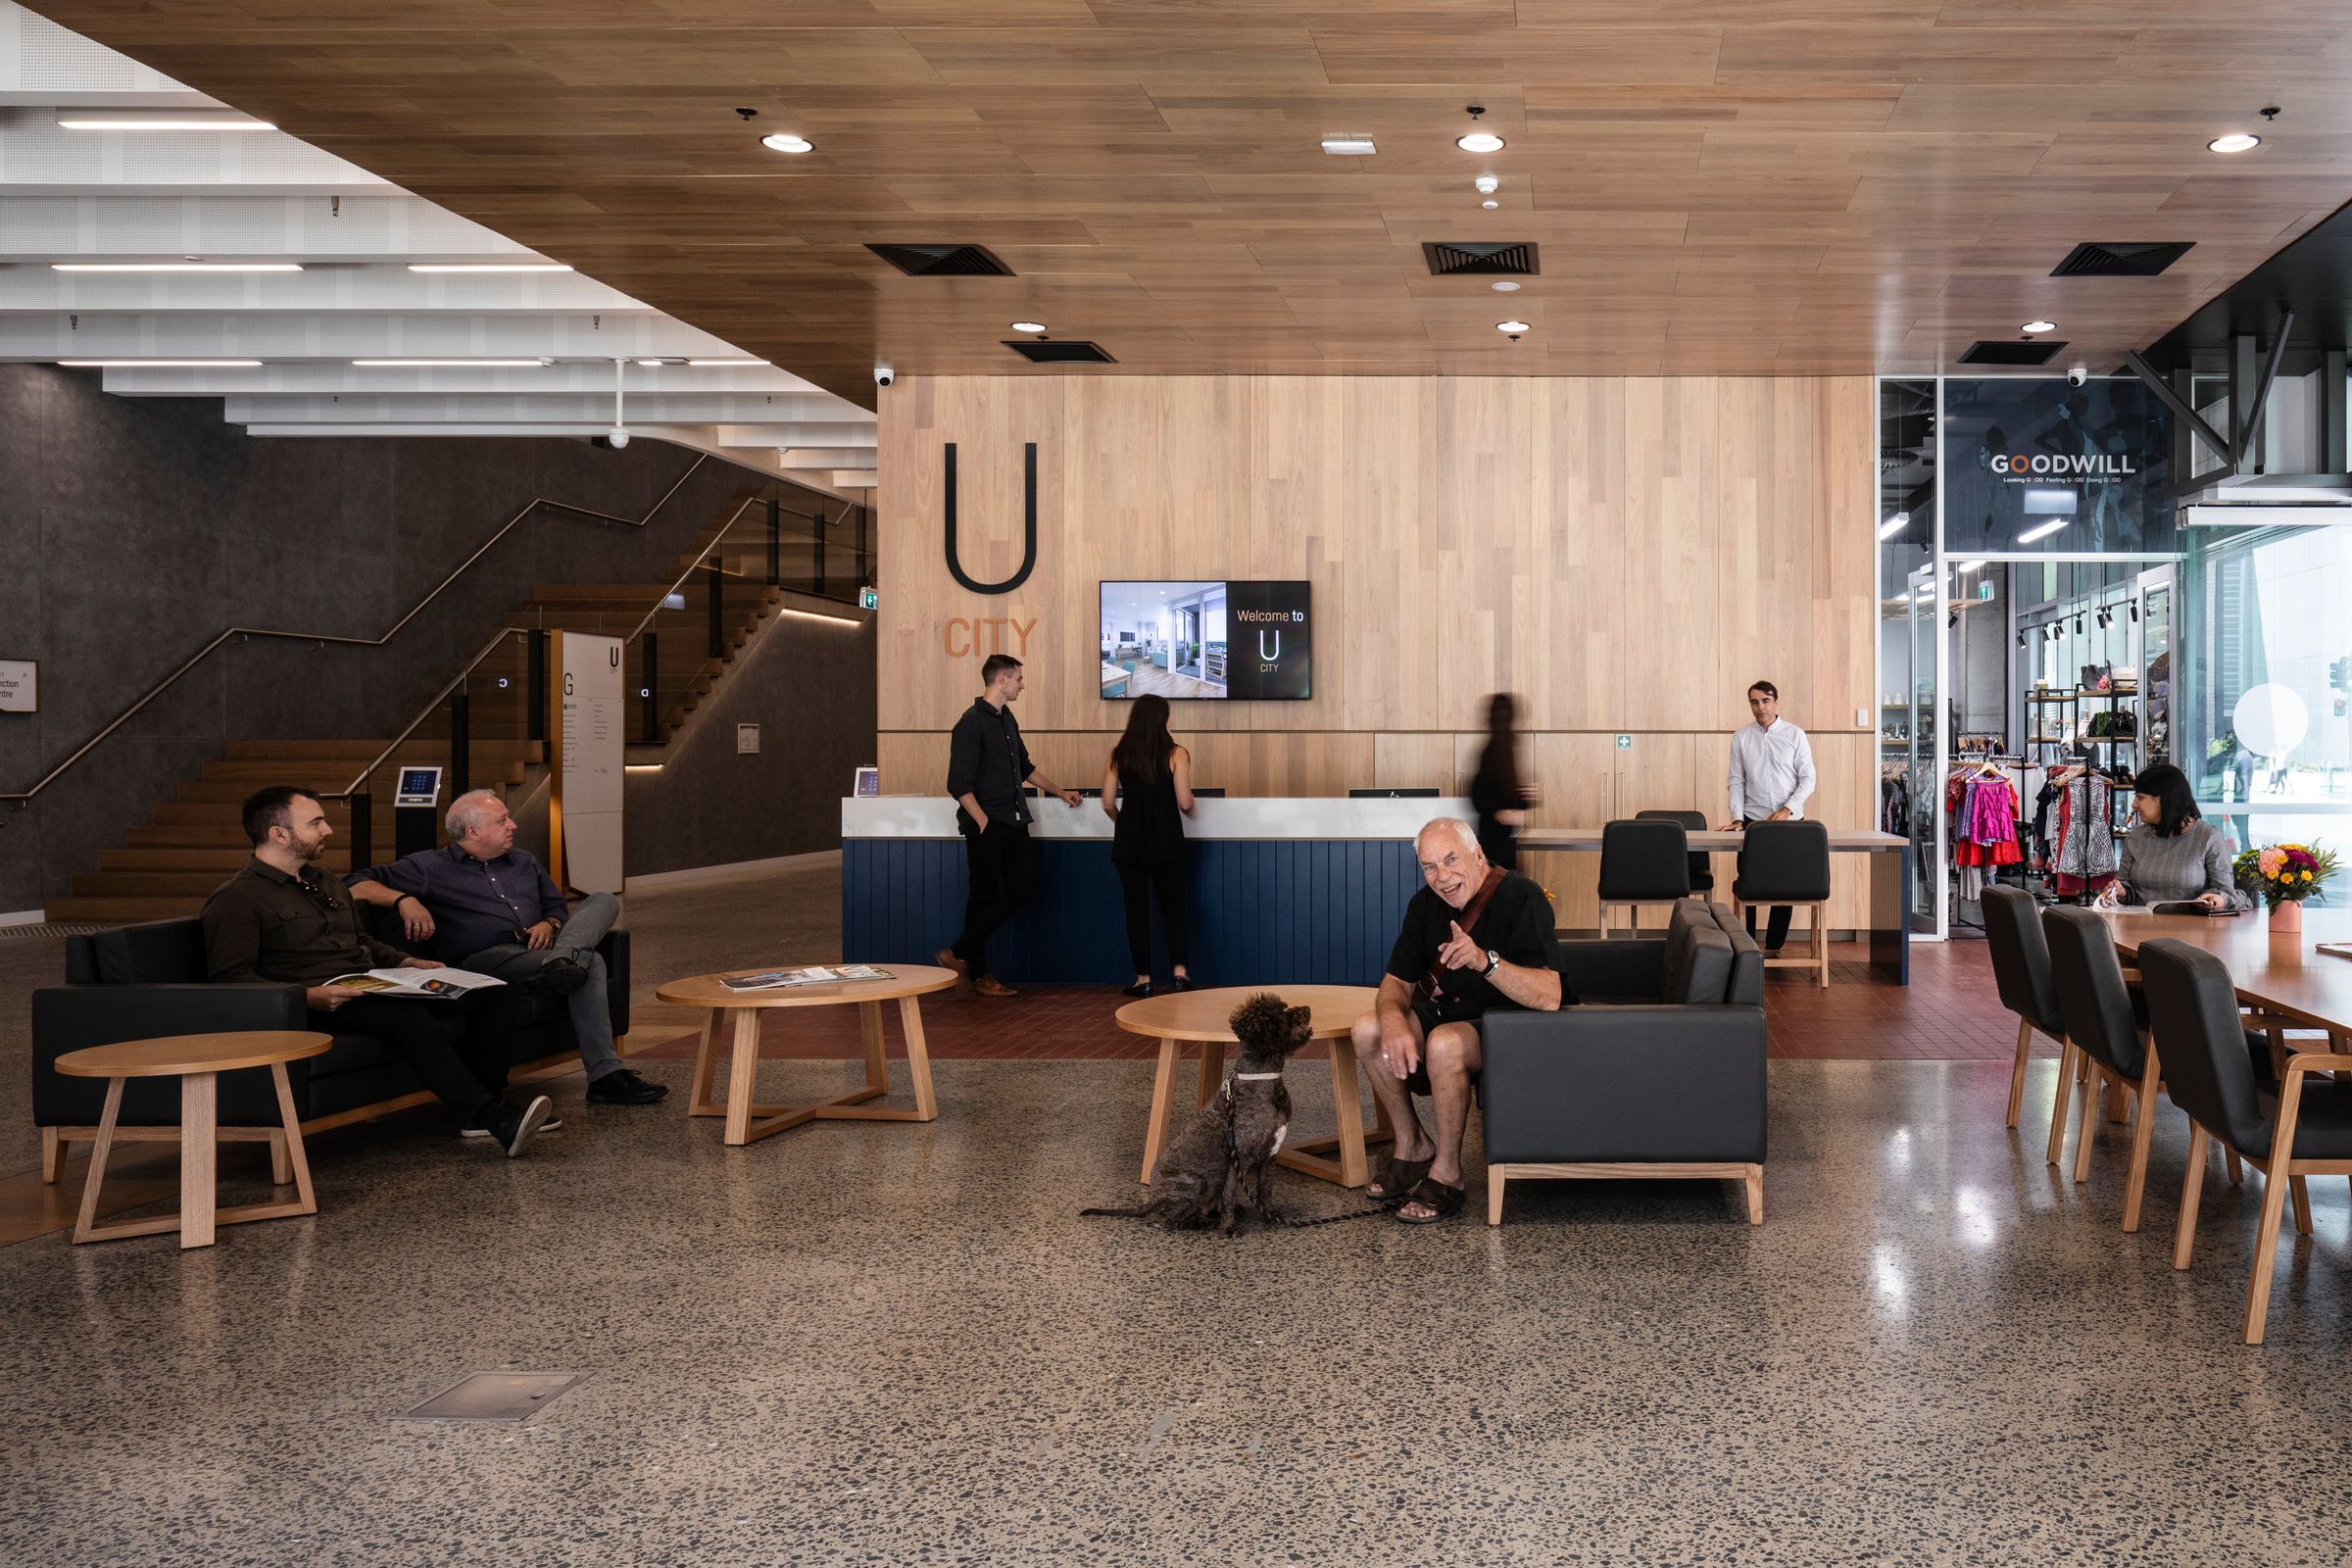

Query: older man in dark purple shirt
[349,789,664,1106]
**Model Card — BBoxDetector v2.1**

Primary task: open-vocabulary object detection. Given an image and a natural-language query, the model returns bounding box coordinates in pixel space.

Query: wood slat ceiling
[24,1,2352,407]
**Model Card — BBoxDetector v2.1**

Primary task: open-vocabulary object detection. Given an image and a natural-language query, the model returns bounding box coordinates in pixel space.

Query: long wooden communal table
[2094,906,2352,1040]
[1517,826,1913,984]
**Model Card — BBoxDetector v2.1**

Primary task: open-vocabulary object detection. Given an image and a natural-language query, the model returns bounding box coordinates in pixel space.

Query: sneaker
[490,1095,552,1156]
[587,1067,668,1105]
[538,956,592,997]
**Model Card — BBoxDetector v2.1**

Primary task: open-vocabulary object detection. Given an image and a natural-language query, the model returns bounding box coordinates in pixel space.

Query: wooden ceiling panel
[23,1,2352,399]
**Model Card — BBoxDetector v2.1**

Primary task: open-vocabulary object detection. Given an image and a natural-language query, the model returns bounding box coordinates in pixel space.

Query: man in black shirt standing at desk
[937,654,1084,999]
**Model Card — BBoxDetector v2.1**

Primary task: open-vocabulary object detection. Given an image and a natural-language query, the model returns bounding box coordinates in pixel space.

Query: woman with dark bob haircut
[2101,761,2238,908]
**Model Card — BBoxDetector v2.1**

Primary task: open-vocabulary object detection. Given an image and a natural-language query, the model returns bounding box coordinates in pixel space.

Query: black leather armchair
[32,909,628,1180]
[1480,900,1767,1225]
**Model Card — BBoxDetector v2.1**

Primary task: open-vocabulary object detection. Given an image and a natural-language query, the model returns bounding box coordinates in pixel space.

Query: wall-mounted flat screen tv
[1099,580,1311,701]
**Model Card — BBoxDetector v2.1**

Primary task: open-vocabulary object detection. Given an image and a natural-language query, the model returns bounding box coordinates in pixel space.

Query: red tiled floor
[632,939,2034,1063]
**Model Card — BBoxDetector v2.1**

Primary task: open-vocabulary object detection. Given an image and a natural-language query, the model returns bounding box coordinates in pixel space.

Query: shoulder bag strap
[1415,866,1508,1004]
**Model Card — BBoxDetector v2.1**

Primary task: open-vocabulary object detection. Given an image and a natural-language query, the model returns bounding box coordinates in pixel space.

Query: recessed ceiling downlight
[2208,133,2260,153]
[760,133,813,154]
[1496,319,1530,333]
[2023,319,2057,334]
[1482,200,1499,209]
[1010,321,1047,333]
[1491,280,1519,292]
[1457,132,1505,153]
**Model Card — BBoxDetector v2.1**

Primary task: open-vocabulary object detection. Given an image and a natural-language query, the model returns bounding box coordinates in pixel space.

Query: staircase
[46,492,829,924]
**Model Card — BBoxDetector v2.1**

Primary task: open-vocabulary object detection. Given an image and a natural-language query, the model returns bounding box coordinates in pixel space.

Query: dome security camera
[2066,364,2088,388]
[874,365,895,388]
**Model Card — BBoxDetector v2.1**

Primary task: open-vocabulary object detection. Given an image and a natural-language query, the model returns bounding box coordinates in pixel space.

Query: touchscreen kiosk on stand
[393,765,444,858]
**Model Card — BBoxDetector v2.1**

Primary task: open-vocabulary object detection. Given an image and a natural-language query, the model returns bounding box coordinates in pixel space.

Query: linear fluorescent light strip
[351,358,552,367]
[2016,518,2071,544]
[1321,134,1377,155]
[53,262,302,272]
[408,263,574,273]
[688,359,768,367]
[57,115,274,130]
[58,359,263,368]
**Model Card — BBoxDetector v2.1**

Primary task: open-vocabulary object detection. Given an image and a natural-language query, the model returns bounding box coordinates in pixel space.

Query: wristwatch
[1482,949,1501,977]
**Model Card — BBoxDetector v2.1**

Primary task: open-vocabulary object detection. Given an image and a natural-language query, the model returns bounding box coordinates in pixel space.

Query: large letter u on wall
[943,441,1038,595]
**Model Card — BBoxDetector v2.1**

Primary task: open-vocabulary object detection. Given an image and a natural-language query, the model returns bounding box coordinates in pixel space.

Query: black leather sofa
[32,909,628,1179]
[1479,899,1767,1224]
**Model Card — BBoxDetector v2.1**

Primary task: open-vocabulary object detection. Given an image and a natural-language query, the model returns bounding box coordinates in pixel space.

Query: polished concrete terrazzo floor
[4,1049,2351,1567]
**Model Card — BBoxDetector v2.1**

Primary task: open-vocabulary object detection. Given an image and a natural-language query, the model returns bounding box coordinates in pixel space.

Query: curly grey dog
[1084,993,1312,1233]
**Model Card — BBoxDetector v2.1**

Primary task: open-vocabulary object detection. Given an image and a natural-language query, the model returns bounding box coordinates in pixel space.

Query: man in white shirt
[1719,679,1817,954]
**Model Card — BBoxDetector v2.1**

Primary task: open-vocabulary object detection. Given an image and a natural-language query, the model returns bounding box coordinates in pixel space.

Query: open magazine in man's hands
[326,967,507,1000]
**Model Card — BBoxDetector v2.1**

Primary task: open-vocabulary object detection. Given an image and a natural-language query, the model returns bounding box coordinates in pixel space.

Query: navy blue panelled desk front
[841,796,1458,987]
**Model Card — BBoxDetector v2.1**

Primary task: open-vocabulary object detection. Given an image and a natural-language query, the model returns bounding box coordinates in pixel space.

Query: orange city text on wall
[942,617,1038,658]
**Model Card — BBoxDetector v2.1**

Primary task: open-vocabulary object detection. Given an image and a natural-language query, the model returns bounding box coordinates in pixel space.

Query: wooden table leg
[179,1070,219,1250]
[897,996,938,1122]
[270,1060,318,1219]
[688,1008,724,1116]
[1142,1037,1180,1183]
[859,1001,887,1095]
[72,1078,125,1245]
[1196,1040,1225,1106]
[1326,1035,1370,1188]
[722,1009,762,1147]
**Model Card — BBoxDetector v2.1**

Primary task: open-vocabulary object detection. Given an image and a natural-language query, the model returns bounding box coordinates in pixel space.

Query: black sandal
[1366,1154,1433,1203]
[1395,1175,1466,1225]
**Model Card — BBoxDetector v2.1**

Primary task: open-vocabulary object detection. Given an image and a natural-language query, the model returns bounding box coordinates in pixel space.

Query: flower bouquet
[2233,841,2337,932]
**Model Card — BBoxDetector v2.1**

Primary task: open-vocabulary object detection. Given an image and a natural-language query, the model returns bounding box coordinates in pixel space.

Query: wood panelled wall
[877,375,1877,929]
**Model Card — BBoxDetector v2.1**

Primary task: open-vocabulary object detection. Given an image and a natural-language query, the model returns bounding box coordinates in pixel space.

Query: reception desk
[842,802,1912,987]
[842,796,1452,987]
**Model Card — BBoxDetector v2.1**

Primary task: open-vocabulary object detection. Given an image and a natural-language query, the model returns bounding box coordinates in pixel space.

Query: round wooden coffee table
[1112,985,1389,1188]
[53,1030,332,1249]
[655,965,959,1146]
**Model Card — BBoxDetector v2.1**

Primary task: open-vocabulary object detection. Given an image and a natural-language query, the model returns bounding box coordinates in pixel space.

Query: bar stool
[1981,886,2067,1130]
[2042,906,2165,1231]
[1636,808,1714,897]
[1731,820,1832,986]
[1597,817,1690,938]
[2138,937,2352,1344]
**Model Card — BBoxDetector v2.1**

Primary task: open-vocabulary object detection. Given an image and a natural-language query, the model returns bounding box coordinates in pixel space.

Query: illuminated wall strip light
[58,116,274,130]
[778,607,864,626]
[53,262,302,272]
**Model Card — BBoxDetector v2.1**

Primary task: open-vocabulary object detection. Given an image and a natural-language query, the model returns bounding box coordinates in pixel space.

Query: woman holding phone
[1102,695,1196,997]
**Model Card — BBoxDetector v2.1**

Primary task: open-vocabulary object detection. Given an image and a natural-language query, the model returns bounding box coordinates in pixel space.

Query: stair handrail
[1,455,710,805]
[317,626,532,804]
[622,484,780,645]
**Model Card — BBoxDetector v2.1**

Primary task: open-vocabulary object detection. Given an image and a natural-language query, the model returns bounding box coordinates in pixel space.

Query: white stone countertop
[842,795,1473,842]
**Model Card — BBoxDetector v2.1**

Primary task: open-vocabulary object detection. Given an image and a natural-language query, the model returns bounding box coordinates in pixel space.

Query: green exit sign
[858,586,879,611]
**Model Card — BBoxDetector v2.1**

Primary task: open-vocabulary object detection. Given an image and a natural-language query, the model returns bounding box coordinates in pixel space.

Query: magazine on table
[326,966,507,1000]
[719,964,891,991]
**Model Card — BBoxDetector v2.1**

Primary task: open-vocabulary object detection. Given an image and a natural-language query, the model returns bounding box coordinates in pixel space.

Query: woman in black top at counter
[1469,692,1539,870]
[1102,695,1197,998]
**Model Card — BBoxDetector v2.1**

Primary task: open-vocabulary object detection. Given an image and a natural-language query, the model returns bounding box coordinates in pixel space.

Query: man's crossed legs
[1351,1007,1482,1223]
[462,893,666,1104]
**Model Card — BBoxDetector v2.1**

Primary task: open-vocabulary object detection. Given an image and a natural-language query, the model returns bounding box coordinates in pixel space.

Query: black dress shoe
[538,956,592,997]
[586,1067,668,1105]
[1122,980,1152,998]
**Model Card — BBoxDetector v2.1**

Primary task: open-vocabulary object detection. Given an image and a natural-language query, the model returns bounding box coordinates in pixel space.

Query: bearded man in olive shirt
[199,786,553,1157]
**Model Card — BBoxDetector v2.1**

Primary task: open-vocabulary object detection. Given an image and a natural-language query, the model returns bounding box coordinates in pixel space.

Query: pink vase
[2271,900,2304,934]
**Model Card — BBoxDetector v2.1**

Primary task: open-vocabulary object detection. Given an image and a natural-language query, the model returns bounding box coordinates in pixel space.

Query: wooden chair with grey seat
[1635,809,1714,898]
[1730,820,1833,987]
[2041,906,2168,1231]
[1980,886,2068,1131]
[2137,937,2352,1344]
[1596,817,1690,939]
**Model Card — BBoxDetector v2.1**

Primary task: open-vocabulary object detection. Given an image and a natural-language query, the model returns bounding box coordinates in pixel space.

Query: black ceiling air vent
[2050,242,2194,278]
[866,243,1014,277]
[1422,241,1541,276]
[1958,339,2068,367]
[1004,339,1115,365]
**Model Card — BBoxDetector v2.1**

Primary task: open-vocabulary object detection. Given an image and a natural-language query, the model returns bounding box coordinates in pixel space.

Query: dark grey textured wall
[624,604,878,875]
[0,363,850,910]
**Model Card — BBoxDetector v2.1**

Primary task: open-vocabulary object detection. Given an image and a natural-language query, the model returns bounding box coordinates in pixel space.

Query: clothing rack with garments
[2042,762,2129,901]
[1946,757,2027,913]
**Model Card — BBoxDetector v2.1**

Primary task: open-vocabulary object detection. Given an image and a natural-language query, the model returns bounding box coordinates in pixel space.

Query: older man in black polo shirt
[200,786,553,1156]
[935,654,1085,998]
